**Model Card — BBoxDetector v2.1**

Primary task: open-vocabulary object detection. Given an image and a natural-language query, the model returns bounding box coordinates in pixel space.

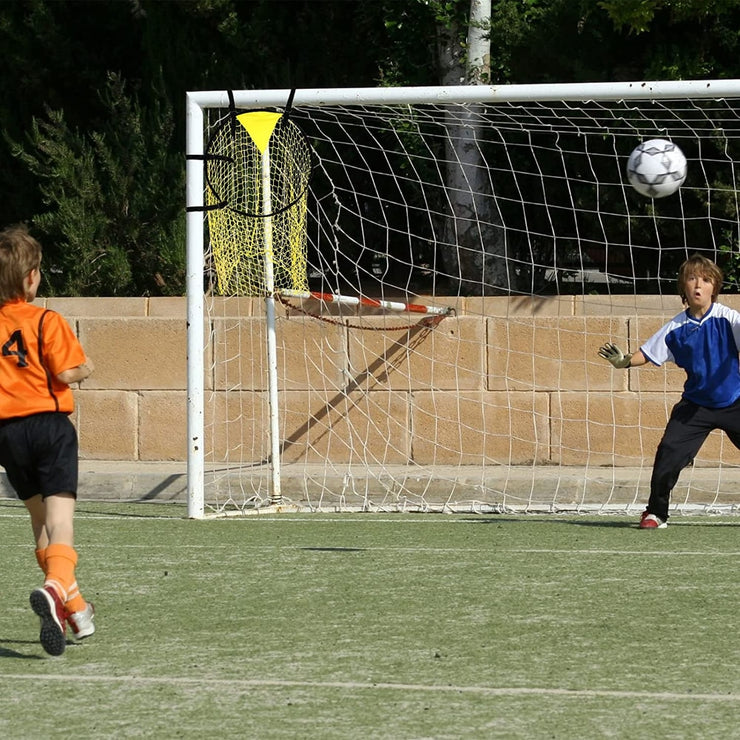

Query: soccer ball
[626,138,687,198]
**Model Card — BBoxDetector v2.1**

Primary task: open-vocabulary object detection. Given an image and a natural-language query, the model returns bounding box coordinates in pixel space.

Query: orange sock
[65,581,86,614]
[44,544,87,613]
[44,543,79,605]
[35,547,47,574]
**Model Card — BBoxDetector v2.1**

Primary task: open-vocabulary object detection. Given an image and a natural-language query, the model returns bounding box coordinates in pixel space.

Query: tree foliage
[1,0,740,295]
[8,73,184,296]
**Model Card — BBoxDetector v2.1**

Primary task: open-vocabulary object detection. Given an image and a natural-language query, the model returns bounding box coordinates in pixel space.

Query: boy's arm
[627,350,647,367]
[598,343,648,369]
[56,358,94,385]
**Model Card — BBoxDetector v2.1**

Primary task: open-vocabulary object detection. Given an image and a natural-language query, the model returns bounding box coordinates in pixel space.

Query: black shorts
[0,412,78,501]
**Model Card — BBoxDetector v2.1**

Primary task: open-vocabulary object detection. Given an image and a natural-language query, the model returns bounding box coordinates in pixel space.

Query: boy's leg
[22,494,49,573]
[23,495,70,655]
[6,415,94,651]
[649,399,713,521]
[716,397,740,450]
[43,492,75,602]
[42,492,95,639]
[43,492,87,610]
[44,492,75,547]
[28,495,74,657]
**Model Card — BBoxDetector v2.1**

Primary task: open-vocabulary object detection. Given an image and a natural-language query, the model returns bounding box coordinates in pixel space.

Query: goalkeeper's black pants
[649,396,740,520]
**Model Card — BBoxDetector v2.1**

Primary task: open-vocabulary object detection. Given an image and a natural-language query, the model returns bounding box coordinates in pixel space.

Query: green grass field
[1,500,738,739]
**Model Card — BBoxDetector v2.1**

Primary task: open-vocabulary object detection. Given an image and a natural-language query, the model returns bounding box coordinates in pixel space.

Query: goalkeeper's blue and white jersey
[641,302,740,408]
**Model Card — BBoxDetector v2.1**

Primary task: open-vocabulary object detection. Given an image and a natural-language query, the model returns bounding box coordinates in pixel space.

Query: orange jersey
[0,300,86,418]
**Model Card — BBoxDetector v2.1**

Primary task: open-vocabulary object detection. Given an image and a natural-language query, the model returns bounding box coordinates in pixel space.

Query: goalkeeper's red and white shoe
[30,585,67,656]
[67,602,96,640]
[640,510,667,529]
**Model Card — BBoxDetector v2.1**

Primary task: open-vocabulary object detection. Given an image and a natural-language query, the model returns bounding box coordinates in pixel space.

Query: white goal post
[186,80,740,518]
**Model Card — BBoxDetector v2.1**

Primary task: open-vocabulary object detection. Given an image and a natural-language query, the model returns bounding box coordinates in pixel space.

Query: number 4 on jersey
[2,329,28,367]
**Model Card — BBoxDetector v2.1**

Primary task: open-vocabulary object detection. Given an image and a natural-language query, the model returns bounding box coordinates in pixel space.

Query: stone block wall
[37,294,740,468]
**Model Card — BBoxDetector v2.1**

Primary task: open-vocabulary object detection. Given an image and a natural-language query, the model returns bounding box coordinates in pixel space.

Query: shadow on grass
[74,506,183,519]
[0,641,45,660]
[669,520,740,527]
[561,519,637,529]
[462,517,635,528]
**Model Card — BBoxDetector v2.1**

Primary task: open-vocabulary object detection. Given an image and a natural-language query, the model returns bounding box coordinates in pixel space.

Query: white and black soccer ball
[626,138,687,198]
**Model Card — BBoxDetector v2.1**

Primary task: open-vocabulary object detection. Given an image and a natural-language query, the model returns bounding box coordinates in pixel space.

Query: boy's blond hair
[677,253,723,304]
[0,224,42,305]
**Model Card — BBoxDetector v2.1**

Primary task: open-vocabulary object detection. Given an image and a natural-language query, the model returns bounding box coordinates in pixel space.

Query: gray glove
[598,343,632,369]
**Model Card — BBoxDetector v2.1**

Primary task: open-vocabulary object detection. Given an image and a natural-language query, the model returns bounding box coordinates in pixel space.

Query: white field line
[0,673,738,702]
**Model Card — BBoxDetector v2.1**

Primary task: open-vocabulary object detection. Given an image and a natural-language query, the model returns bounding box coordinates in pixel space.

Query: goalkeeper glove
[598,343,632,369]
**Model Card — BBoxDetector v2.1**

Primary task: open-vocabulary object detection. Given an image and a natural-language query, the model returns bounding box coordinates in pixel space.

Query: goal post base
[198,464,740,518]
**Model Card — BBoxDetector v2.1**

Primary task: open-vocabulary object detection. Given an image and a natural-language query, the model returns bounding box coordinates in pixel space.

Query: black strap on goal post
[227,89,237,140]
[283,88,297,122]
[185,90,238,213]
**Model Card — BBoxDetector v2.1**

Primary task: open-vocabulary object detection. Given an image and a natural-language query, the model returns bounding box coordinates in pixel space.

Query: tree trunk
[436,0,509,295]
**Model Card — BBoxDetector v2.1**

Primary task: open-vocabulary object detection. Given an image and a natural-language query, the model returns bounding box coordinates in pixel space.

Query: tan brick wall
[412,390,550,465]
[39,295,740,467]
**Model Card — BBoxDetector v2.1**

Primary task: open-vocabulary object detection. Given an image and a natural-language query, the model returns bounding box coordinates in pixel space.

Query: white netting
[189,84,740,516]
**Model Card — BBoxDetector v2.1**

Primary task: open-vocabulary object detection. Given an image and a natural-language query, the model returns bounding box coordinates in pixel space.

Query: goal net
[185,81,740,517]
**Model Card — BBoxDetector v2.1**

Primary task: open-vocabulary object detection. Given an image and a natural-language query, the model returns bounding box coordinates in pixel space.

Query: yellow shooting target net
[205,111,311,296]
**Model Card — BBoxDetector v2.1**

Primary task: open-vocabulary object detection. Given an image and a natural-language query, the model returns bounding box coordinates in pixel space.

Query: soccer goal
[186,80,740,518]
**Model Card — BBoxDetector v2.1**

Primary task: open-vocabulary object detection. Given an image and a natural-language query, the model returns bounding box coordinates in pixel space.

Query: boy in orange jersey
[0,224,95,655]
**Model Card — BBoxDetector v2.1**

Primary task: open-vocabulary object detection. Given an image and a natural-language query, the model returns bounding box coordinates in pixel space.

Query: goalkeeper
[598,254,740,529]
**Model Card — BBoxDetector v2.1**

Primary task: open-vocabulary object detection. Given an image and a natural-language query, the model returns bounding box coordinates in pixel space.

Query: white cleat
[67,602,96,639]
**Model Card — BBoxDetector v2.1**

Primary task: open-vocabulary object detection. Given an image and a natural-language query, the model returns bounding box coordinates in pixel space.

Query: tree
[8,73,184,296]
[429,0,512,294]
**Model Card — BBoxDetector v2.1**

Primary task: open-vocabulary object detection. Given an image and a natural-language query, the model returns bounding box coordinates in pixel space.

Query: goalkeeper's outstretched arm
[597,343,648,369]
